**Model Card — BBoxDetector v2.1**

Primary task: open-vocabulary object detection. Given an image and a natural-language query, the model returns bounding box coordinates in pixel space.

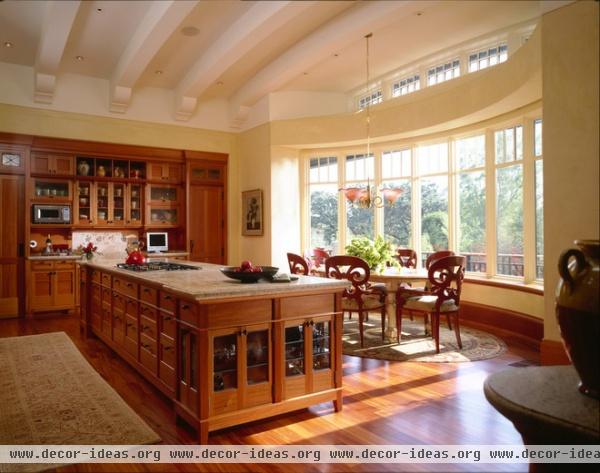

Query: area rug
[0,332,161,473]
[343,314,506,362]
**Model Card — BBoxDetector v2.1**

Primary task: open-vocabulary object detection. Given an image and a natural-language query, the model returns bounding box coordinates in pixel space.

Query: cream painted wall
[461,284,544,318]
[270,146,301,270]
[236,123,272,266]
[0,102,242,264]
[541,2,600,341]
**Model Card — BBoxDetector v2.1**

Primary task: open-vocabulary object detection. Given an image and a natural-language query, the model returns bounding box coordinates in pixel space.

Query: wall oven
[32,204,71,224]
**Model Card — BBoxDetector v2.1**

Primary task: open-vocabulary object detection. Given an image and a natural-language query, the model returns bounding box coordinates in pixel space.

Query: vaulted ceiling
[0,1,563,129]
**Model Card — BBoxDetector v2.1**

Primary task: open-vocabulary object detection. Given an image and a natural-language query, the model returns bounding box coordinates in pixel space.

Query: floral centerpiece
[345,235,397,272]
[78,242,98,260]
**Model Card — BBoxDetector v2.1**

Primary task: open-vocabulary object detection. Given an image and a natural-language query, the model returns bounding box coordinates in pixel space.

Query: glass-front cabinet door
[95,182,110,225]
[178,328,198,415]
[112,183,126,224]
[32,178,71,202]
[127,184,142,226]
[310,316,335,394]
[148,185,179,204]
[147,206,179,227]
[74,181,93,225]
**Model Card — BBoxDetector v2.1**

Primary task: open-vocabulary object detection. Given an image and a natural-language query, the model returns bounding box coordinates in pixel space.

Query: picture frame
[242,189,263,236]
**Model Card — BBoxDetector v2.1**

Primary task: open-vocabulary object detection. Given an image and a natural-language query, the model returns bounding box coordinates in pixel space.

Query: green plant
[345,236,397,272]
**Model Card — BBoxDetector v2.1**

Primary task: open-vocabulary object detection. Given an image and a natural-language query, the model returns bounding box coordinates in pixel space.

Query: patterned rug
[0,332,160,473]
[343,314,506,362]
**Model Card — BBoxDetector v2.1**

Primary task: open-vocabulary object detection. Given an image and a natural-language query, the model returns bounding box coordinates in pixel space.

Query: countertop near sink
[80,258,348,302]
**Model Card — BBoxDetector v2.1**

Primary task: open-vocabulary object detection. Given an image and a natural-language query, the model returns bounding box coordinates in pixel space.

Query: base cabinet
[81,267,343,443]
[28,260,76,313]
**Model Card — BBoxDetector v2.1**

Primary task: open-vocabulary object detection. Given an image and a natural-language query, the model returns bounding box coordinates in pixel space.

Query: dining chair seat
[402,295,459,312]
[342,293,386,311]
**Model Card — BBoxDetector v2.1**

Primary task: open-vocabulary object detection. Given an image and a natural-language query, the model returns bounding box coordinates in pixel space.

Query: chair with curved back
[425,250,455,270]
[395,255,466,353]
[396,248,417,268]
[325,255,387,347]
[287,252,310,275]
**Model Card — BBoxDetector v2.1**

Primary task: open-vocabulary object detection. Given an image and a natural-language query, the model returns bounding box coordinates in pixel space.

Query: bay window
[302,112,543,284]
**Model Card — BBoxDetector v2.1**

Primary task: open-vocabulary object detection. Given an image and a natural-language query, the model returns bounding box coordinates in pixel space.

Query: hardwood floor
[0,313,539,473]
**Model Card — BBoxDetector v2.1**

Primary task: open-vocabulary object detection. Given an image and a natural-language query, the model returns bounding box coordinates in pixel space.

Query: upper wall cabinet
[0,146,26,174]
[31,152,74,176]
[148,163,182,183]
[189,162,225,185]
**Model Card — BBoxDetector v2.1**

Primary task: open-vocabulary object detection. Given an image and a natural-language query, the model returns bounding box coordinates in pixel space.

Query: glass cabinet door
[112,183,125,224]
[179,329,198,414]
[32,179,71,201]
[148,207,178,226]
[128,184,142,225]
[76,182,93,224]
[246,329,269,385]
[96,183,109,224]
[285,323,305,377]
[312,320,331,371]
[149,185,178,204]
[213,333,237,392]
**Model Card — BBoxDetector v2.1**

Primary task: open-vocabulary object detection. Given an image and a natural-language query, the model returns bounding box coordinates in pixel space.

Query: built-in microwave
[32,204,71,224]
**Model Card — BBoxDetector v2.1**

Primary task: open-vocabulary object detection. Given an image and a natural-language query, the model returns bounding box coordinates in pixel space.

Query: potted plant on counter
[345,235,397,273]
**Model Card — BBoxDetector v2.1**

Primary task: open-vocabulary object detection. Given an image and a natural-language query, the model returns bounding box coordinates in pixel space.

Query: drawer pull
[164,346,173,351]
[163,315,172,321]
[143,288,150,293]
[163,295,172,301]
[142,343,150,349]
[126,283,133,288]
[181,304,190,310]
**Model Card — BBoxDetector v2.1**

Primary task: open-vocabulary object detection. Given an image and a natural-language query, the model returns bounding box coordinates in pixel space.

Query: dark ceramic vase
[555,240,600,398]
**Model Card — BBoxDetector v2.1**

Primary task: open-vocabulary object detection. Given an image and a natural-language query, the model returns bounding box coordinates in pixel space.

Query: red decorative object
[556,240,599,399]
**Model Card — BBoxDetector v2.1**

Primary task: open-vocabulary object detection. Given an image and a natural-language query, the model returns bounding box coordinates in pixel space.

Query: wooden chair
[287,252,310,275]
[395,255,466,353]
[395,248,417,268]
[325,255,387,347]
[425,250,455,269]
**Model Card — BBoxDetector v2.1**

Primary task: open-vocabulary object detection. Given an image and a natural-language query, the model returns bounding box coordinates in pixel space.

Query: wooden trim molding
[540,339,571,366]
[460,301,543,349]
[184,150,228,162]
[464,277,544,295]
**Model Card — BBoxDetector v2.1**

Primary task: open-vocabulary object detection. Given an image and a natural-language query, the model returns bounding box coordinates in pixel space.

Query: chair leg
[453,312,462,349]
[381,306,386,342]
[446,314,452,330]
[394,292,403,344]
[358,311,365,347]
[432,312,441,354]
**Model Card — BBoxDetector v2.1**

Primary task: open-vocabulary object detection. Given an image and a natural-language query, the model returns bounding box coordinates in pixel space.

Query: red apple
[240,260,253,271]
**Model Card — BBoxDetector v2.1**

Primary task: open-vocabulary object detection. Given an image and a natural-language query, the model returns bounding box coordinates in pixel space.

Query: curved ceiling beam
[109,0,198,113]
[34,1,81,104]
[228,0,434,125]
[174,1,315,121]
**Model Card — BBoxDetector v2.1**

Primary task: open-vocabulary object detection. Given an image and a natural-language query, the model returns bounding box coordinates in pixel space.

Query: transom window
[427,60,460,86]
[303,115,543,284]
[358,90,382,110]
[392,75,420,97]
[468,44,508,72]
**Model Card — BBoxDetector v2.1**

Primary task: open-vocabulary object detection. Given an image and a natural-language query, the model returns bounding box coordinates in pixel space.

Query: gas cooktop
[116,262,200,272]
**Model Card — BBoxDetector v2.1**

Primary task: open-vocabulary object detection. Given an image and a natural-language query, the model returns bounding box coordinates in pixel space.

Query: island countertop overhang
[79,258,348,302]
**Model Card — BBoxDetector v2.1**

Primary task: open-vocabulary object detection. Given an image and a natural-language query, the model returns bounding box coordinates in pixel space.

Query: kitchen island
[78,258,347,443]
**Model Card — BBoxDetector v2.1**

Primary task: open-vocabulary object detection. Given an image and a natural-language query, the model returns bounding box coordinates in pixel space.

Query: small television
[147,232,168,253]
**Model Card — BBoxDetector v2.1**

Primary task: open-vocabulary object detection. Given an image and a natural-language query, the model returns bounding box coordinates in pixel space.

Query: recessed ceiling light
[334,53,339,57]
[303,72,308,76]
[415,11,423,16]
[216,81,224,86]
[155,70,163,75]
[96,8,102,12]
[4,41,13,48]
[75,55,84,61]
[181,26,200,37]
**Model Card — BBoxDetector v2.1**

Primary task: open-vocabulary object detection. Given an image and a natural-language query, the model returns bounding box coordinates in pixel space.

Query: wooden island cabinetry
[28,259,78,313]
[79,260,346,443]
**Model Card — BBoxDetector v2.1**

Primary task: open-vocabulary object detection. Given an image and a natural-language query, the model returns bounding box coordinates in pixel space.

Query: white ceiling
[0,0,562,125]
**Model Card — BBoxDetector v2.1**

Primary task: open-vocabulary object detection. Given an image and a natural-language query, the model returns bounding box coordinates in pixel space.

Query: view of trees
[310,188,338,251]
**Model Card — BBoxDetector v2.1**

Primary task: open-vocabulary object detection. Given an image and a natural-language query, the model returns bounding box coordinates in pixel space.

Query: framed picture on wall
[242,189,263,236]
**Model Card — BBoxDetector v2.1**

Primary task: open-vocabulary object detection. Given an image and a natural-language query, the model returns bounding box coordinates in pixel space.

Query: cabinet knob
[164,346,173,351]
[164,295,172,301]
[181,304,190,310]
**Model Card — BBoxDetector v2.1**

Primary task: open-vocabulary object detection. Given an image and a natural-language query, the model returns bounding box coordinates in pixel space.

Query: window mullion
[412,145,422,267]
[338,154,347,254]
[448,138,457,253]
[485,128,497,277]
[522,118,536,283]
[300,155,309,252]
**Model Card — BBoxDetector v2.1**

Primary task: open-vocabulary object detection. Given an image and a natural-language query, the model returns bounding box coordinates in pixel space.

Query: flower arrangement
[78,242,98,260]
[345,235,397,272]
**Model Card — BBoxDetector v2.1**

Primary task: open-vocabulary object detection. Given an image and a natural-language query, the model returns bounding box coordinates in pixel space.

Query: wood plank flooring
[0,314,539,473]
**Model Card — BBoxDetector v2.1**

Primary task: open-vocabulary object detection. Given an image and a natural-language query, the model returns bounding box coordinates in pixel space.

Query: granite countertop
[80,258,348,302]
[144,251,189,258]
[28,255,82,260]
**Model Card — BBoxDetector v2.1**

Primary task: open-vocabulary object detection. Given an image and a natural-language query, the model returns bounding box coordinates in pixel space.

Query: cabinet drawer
[140,315,157,340]
[159,333,176,368]
[112,291,126,311]
[140,284,158,306]
[101,287,112,304]
[160,311,176,338]
[91,269,101,283]
[139,303,157,322]
[55,261,74,270]
[159,291,176,313]
[125,314,138,341]
[179,300,198,327]
[206,300,271,329]
[31,261,53,271]
[91,283,101,300]
[280,294,334,320]
[113,277,138,298]
[124,297,138,317]
[101,273,111,287]
[140,335,157,375]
